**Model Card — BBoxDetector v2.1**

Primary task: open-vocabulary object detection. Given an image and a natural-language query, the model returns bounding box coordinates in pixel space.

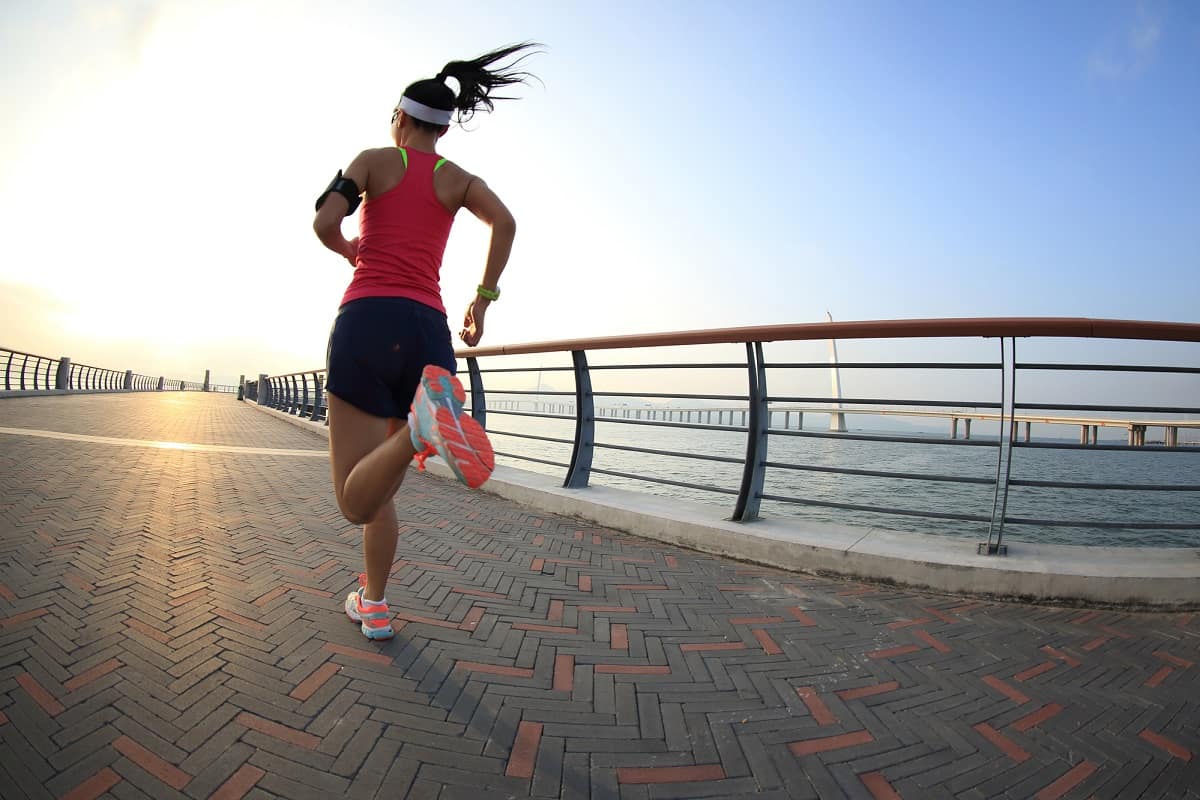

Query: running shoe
[345,575,393,640]
[409,365,494,489]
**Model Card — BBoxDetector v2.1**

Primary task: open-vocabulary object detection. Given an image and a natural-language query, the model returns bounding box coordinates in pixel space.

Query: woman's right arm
[313,151,371,266]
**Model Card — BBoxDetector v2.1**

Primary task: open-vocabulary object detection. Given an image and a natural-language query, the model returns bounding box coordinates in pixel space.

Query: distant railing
[253,317,1200,553]
[1,347,235,396]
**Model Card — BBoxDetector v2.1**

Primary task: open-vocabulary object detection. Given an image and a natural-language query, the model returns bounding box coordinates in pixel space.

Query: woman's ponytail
[400,42,543,128]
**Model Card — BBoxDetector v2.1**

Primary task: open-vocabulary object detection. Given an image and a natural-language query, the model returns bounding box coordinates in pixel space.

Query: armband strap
[476,285,500,301]
[315,170,362,215]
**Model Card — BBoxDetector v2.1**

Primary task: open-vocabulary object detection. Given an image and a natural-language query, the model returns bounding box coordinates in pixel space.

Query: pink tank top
[340,148,455,313]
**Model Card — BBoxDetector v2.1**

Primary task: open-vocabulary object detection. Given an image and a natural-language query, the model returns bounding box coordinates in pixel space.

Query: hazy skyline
[2,0,1198,387]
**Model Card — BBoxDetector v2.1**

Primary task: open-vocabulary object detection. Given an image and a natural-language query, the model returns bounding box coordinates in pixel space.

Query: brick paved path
[0,393,1197,800]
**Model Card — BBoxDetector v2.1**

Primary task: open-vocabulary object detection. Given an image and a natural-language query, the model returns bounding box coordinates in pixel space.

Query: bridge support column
[157,377,165,391]
[1092,425,1099,445]
[965,418,972,440]
[123,370,133,390]
[1167,426,1179,447]
[1081,425,1089,445]
[1023,421,1030,442]
[951,417,958,439]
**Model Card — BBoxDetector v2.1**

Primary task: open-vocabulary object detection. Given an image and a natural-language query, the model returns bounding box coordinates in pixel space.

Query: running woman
[313,44,540,640]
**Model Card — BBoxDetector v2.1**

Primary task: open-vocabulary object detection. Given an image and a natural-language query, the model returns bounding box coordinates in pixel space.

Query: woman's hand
[460,297,489,347]
[343,236,359,267]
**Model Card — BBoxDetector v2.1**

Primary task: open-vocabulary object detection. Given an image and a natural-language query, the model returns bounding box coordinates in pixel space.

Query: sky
[1,0,1198,390]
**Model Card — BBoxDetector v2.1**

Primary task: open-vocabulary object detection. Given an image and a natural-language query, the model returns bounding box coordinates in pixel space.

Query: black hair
[400,42,543,130]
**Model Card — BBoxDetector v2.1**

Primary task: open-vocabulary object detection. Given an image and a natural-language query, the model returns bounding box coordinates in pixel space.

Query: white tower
[826,311,848,432]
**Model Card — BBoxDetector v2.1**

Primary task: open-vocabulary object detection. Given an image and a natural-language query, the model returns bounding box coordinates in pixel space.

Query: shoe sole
[345,596,393,640]
[416,366,494,489]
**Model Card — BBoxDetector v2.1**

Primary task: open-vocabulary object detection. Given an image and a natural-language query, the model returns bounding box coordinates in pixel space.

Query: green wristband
[476,285,500,301]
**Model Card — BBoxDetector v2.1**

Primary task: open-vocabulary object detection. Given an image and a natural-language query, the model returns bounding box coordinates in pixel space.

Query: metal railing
[2,347,231,396]
[256,317,1200,553]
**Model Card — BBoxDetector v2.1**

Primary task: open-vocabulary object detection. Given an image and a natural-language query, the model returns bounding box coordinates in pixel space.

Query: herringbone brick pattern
[0,394,1196,799]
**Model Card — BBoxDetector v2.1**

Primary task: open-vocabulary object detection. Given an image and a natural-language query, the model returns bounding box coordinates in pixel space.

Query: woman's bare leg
[362,490,399,604]
[328,393,417,525]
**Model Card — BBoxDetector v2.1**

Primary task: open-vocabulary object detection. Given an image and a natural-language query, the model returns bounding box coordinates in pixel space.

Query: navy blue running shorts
[325,296,457,419]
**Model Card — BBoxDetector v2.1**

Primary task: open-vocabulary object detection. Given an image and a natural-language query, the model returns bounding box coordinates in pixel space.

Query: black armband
[315,170,362,215]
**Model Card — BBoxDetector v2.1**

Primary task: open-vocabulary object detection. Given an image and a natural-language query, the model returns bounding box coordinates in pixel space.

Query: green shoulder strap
[434,158,447,172]
[397,147,408,169]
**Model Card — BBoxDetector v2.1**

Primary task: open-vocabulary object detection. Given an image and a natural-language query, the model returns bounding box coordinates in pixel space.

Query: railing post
[56,357,71,390]
[300,374,310,417]
[123,370,133,390]
[157,376,165,391]
[466,357,487,427]
[257,374,269,405]
[203,369,211,392]
[980,337,1016,555]
[237,374,245,401]
[733,342,769,522]
[311,372,324,421]
[564,350,594,489]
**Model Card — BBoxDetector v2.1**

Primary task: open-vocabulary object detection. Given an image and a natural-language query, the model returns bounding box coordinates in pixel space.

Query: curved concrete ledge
[245,400,1200,609]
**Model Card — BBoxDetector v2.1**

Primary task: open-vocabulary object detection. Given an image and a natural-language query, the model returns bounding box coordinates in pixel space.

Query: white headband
[398,95,452,126]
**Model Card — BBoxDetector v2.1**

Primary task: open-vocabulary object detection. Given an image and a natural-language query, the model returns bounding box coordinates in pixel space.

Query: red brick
[1069,611,1099,625]
[547,599,564,623]
[236,712,321,750]
[213,608,268,631]
[796,687,837,726]
[789,729,874,756]
[837,681,900,701]
[1041,645,1081,667]
[982,675,1030,705]
[169,588,208,607]
[0,710,7,725]
[1081,637,1109,652]
[1035,761,1097,800]
[459,606,486,632]
[1155,650,1194,669]
[290,662,341,701]
[860,771,902,800]
[252,586,288,606]
[505,720,543,778]
[611,623,628,650]
[114,735,191,789]
[17,672,64,716]
[753,629,783,655]
[1014,661,1057,682]
[788,607,816,626]
[578,575,592,592]
[594,665,671,675]
[1139,729,1192,761]
[974,722,1031,763]
[1144,666,1172,688]
[913,629,950,653]
[59,767,121,800]
[0,607,48,628]
[681,642,747,652]
[455,661,535,678]
[1011,703,1064,732]
[64,658,123,692]
[0,584,15,602]
[617,764,725,783]
[665,556,679,568]
[63,572,94,593]
[868,645,921,660]
[554,654,574,692]
[530,558,545,572]
[923,606,959,624]
[210,764,266,800]
[323,643,393,666]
